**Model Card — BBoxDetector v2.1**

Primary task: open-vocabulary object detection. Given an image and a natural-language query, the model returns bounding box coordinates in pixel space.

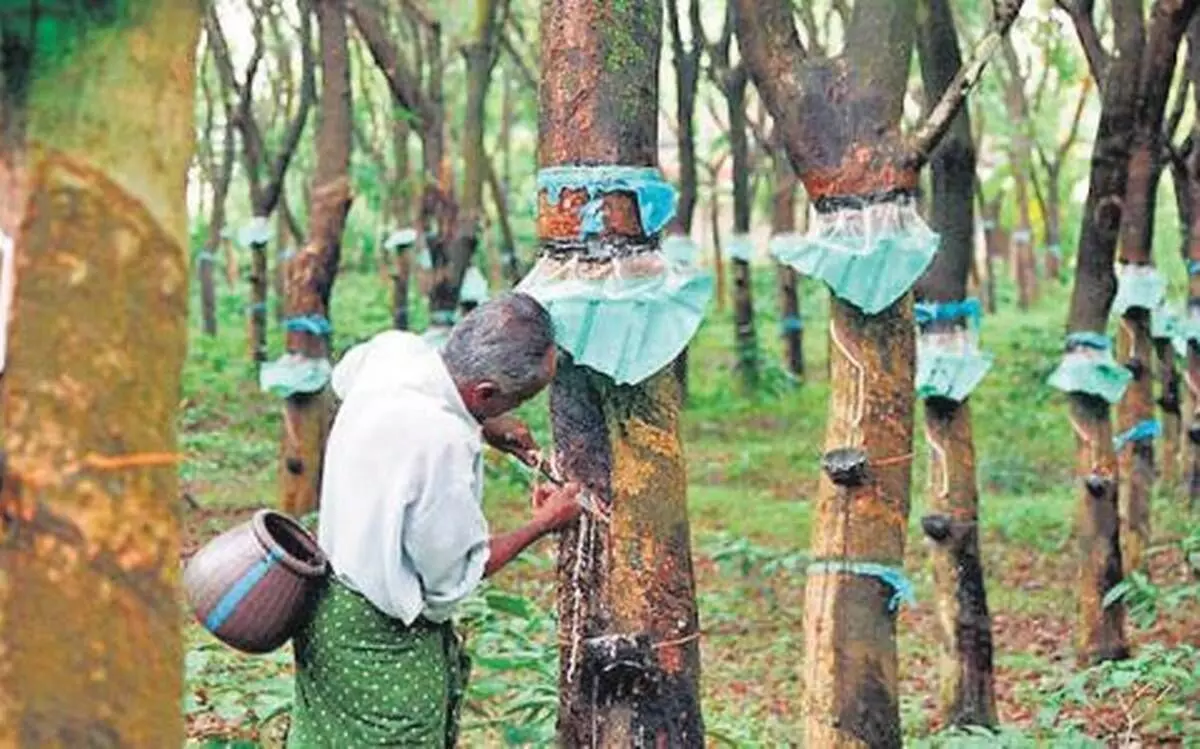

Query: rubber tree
[914,0,997,728]
[278,0,353,517]
[1152,74,1190,494]
[1112,7,1192,575]
[772,137,804,378]
[708,5,759,391]
[666,0,702,401]
[1000,37,1040,309]
[207,1,314,365]
[0,3,198,744]
[1030,76,1091,284]
[539,0,704,743]
[1174,15,1200,507]
[196,44,236,337]
[735,0,1022,743]
[1057,0,1197,662]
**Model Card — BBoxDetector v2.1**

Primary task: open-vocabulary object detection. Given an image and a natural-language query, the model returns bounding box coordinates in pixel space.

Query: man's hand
[532,482,584,532]
[481,414,540,466]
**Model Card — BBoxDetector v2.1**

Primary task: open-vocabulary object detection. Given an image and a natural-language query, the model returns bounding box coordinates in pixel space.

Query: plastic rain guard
[770,195,940,315]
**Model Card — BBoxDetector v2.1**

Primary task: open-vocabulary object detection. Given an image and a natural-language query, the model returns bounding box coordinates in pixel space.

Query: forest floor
[179,265,1200,748]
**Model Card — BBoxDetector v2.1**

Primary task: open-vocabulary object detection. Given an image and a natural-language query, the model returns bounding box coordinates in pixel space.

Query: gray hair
[441,292,556,396]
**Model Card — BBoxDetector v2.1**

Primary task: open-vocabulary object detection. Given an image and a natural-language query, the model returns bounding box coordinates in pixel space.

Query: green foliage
[1036,644,1200,740]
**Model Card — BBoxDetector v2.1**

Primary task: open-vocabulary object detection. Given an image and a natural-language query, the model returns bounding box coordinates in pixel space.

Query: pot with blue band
[184,509,329,654]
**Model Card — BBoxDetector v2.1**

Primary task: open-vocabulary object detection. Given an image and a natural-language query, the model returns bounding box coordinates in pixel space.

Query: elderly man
[288,293,582,748]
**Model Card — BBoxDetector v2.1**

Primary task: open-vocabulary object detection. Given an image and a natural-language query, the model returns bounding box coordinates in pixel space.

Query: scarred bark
[539,2,704,744]
[736,0,1021,743]
[280,0,353,516]
[0,3,198,744]
[914,0,996,727]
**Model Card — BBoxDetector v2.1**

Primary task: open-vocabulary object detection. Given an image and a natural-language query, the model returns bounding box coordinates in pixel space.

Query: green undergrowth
[182,267,1200,746]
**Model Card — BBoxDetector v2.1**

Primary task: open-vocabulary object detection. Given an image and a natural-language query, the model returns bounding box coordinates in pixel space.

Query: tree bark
[391,115,412,331]
[539,1,704,744]
[0,3,198,744]
[280,0,353,517]
[772,145,803,378]
[914,0,997,728]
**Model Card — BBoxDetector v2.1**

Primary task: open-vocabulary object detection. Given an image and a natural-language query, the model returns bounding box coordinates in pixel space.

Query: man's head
[441,292,557,421]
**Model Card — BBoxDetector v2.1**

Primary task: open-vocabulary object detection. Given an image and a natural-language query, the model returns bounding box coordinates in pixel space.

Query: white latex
[320,330,489,625]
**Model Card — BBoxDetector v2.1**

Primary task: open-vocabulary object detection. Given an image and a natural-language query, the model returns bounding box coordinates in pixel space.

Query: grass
[180,262,1200,747]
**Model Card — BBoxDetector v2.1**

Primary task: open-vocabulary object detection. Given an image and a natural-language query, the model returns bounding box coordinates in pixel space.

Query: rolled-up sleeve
[402,438,490,621]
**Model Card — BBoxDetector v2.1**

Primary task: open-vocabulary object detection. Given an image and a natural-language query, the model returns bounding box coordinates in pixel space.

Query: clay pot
[184,509,328,654]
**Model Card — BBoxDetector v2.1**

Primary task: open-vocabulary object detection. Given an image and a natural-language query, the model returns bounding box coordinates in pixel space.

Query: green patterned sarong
[288,576,470,748]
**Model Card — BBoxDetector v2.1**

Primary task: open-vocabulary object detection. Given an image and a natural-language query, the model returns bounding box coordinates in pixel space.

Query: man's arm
[484,482,584,578]
[484,521,552,578]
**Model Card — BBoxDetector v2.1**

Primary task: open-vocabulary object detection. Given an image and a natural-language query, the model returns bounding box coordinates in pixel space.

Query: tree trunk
[914,0,996,728]
[1002,39,1040,310]
[727,66,758,391]
[1045,166,1064,281]
[667,0,702,402]
[438,0,503,319]
[1155,337,1182,493]
[1114,2,1194,574]
[0,3,198,744]
[979,196,1001,314]
[276,188,293,323]
[539,2,705,744]
[201,103,236,337]
[738,2,920,746]
[280,0,353,517]
[1182,18,1200,509]
[708,182,727,313]
[1058,0,1197,664]
[772,149,803,378]
[391,116,412,331]
[737,0,1023,742]
[249,237,269,364]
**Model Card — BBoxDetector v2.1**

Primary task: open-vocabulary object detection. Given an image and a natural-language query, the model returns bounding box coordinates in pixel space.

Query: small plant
[1037,644,1200,742]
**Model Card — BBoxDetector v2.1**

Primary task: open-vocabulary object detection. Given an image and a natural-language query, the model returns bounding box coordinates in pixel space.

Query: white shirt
[319,331,490,625]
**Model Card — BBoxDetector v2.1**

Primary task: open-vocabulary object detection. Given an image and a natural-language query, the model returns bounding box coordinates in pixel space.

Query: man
[289,293,582,748]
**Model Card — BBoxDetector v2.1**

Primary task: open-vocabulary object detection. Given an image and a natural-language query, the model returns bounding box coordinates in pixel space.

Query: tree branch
[261,1,315,214]
[1056,0,1110,87]
[348,0,427,117]
[1056,79,1092,166]
[905,0,1027,168]
[500,27,537,90]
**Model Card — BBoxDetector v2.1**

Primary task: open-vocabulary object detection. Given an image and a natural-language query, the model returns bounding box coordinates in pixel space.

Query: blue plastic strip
[914,298,982,327]
[430,310,456,326]
[1113,419,1162,450]
[806,560,916,613]
[1189,260,1200,276]
[204,547,282,632]
[196,251,217,264]
[246,302,267,314]
[537,165,679,238]
[1066,331,1111,351]
[284,315,332,336]
[780,316,804,333]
